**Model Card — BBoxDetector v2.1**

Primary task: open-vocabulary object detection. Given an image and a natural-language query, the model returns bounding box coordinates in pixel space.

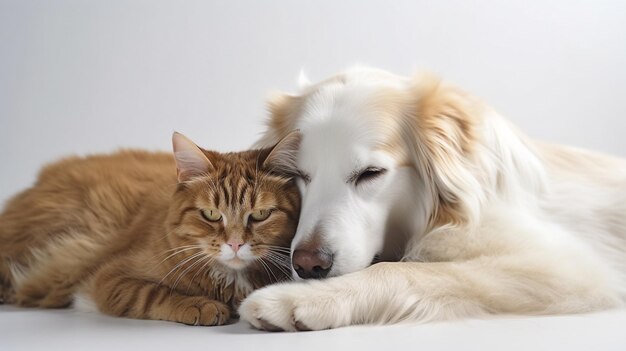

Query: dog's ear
[297,69,311,90]
[260,130,302,175]
[253,92,302,149]
[406,74,482,228]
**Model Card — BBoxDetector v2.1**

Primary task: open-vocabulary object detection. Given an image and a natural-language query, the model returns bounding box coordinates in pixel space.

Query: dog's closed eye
[350,167,387,186]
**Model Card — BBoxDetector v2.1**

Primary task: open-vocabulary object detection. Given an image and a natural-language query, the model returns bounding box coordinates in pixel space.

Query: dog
[238,66,626,331]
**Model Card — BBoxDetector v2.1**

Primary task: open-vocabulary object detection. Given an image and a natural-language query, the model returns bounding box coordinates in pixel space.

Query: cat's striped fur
[0,132,300,326]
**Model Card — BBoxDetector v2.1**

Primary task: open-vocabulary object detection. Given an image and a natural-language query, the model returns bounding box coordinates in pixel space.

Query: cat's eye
[249,209,272,222]
[354,167,387,185]
[200,209,222,222]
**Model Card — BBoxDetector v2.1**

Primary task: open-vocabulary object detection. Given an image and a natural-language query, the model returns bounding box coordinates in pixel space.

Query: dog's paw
[238,281,350,332]
[238,284,298,331]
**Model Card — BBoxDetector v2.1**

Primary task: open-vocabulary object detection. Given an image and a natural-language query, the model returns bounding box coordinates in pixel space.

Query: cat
[0,131,301,326]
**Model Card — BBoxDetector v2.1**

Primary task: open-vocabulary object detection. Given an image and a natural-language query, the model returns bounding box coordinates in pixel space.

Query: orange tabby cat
[0,132,301,325]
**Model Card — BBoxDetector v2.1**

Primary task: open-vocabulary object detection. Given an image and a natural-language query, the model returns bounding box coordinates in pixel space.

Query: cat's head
[166,132,301,273]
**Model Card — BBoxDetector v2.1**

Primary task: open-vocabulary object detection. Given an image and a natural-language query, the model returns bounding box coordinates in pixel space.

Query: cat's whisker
[158,251,206,287]
[170,256,205,292]
[186,256,216,294]
[144,245,204,276]
[265,249,292,257]
[256,246,292,258]
[264,249,289,258]
[257,244,291,252]
[150,246,204,270]
[153,244,204,259]
[256,257,280,283]
[266,263,291,280]
[253,257,272,282]
[258,257,278,282]
[264,253,293,278]
[264,251,292,265]
[170,253,213,294]
[262,253,293,278]
[269,258,292,281]
[166,258,206,295]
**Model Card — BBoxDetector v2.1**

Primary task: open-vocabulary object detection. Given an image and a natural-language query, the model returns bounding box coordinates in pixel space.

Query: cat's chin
[220,257,251,271]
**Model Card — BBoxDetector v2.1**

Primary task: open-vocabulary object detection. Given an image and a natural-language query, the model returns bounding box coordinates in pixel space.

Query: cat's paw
[13,281,72,308]
[0,283,15,305]
[238,281,348,332]
[174,297,231,326]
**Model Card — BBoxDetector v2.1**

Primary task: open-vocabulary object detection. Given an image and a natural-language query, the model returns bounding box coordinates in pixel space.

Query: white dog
[238,67,626,331]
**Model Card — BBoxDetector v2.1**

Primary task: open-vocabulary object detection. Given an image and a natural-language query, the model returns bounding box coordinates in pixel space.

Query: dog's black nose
[292,249,332,279]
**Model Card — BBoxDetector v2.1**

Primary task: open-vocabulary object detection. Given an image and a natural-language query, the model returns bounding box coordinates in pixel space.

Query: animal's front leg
[240,257,620,331]
[238,266,389,331]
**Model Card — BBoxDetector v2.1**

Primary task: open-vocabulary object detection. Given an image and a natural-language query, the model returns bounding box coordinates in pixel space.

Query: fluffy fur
[0,132,301,325]
[238,67,626,331]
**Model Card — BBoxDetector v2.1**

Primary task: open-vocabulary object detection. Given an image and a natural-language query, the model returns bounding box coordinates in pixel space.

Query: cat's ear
[262,130,302,174]
[172,132,214,182]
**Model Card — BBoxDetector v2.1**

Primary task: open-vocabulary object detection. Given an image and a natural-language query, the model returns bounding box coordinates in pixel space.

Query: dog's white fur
[238,67,626,331]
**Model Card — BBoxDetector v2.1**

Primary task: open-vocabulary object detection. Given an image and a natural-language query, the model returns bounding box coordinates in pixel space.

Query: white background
[1,1,625,203]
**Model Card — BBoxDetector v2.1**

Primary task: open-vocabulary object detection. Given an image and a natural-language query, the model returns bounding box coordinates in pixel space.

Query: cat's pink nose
[227,240,244,253]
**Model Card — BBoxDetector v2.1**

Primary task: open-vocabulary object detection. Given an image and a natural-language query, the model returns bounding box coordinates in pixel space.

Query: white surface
[1,0,626,204]
[1,305,626,351]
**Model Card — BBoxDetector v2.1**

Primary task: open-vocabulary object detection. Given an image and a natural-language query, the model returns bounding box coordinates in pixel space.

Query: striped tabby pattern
[0,133,300,326]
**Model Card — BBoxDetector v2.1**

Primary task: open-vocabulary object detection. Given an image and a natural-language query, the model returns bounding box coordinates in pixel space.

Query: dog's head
[256,67,482,279]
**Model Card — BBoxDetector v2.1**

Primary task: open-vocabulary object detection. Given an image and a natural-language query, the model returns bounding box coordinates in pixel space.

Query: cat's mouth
[221,256,250,270]
[218,243,256,270]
